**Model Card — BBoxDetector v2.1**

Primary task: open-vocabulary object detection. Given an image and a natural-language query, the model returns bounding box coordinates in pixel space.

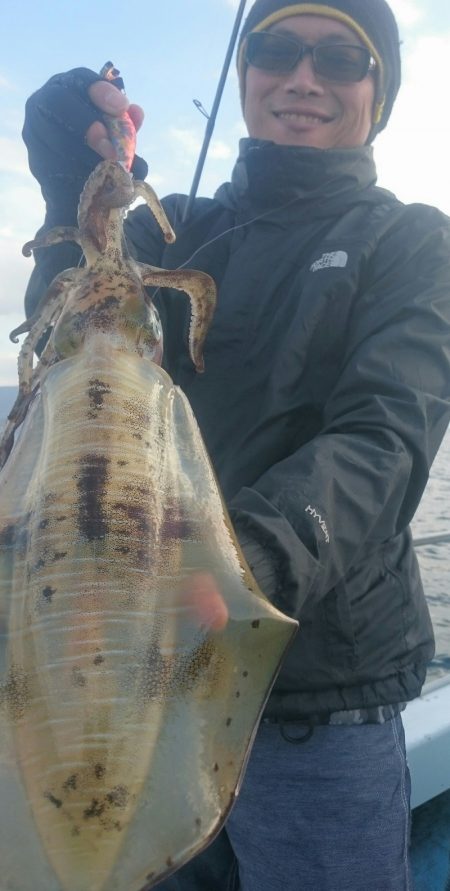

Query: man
[21,0,450,888]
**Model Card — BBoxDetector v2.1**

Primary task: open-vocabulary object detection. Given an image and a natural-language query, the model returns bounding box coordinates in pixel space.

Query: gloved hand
[22,67,148,228]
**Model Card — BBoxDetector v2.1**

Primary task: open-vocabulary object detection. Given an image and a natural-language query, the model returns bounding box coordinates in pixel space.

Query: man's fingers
[85,84,144,160]
[128,104,145,131]
[85,120,116,159]
[184,572,229,632]
[87,83,144,130]
[88,80,129,114]
[86,82,130,158]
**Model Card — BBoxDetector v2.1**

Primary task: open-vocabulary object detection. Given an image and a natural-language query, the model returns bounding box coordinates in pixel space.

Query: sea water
[412,429,450,681]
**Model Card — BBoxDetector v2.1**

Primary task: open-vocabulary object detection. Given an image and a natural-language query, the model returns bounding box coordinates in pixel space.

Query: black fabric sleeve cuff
[235,528,280,603]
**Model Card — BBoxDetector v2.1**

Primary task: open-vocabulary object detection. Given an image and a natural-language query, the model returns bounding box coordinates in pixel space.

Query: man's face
[243,15,377,149]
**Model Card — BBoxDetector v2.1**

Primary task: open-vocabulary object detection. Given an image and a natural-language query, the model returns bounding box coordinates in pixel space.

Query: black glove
[22,67,148,228]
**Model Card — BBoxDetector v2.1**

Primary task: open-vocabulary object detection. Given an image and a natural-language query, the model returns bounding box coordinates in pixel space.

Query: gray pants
[155,716,412,891]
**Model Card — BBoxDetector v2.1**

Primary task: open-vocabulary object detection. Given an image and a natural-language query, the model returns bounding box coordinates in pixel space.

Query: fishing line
[173,194,303,272]
[147,193,305,306]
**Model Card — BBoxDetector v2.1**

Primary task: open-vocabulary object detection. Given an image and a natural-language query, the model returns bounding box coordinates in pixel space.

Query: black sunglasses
[245,31,376,83]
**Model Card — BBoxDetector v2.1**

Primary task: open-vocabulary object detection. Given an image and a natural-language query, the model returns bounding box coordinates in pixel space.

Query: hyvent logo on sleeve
[310,250,348,273]
[305,505,330,543]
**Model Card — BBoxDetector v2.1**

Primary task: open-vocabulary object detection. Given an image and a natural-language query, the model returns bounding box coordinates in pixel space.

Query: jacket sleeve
[229,205,450,619]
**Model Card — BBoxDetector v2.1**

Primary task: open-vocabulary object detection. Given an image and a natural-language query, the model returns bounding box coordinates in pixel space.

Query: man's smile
[273,108,333,126]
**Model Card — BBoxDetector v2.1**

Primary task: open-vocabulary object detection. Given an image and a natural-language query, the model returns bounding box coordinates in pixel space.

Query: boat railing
[412,532,450,547]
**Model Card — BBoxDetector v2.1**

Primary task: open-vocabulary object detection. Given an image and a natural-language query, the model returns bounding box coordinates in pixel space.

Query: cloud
[0,137,30,176]
[388,0,424,29]
[170,127,202,160]
[375,33,450,214]
[208,140,233,160]
[0,242,32,315]
[0,180,43,239]
[232,119,248,139]
[169,126,234,163]
[0,179,44,318]
[0,74,15,91]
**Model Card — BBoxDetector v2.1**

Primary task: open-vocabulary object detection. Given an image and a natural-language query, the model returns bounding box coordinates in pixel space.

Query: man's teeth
[277,113,326,124]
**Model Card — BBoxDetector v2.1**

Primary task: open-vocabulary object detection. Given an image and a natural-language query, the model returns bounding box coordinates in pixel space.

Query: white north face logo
[310,250,348,272]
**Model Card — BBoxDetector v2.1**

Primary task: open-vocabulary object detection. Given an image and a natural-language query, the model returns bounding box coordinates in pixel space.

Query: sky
[1,0,450,387]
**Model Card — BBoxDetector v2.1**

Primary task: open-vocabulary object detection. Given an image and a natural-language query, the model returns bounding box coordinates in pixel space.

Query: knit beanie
[237,0,401,139]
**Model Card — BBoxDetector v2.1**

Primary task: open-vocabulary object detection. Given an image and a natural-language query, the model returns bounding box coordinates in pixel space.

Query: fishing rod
[182,0,248,223]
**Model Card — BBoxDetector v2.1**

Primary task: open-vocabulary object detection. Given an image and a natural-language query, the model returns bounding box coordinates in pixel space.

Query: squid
[0,158,297,891]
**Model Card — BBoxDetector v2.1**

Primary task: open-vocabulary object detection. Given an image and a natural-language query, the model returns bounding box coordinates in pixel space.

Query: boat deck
[411,788,450,890]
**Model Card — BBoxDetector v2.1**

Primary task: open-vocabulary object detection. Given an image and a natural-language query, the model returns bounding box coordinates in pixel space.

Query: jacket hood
[215,138,379,216]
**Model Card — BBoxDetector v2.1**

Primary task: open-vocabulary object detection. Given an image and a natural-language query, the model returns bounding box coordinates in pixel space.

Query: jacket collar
[215,138,378,216]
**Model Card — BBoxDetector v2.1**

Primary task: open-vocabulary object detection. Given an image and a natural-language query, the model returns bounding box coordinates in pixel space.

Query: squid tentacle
[138,264,216,373]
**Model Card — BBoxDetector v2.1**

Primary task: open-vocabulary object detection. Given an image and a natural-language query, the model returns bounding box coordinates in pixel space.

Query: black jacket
[28,139,450,720]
